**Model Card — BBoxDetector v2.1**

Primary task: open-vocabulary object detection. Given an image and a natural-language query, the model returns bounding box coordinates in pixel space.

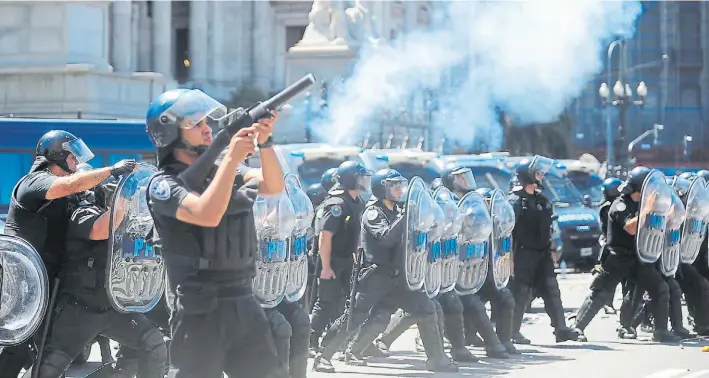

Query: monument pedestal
[0,65,175,119]
[285,43,360,89]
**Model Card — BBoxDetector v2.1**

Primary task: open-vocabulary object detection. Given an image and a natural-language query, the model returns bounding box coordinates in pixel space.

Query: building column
[111,0,133,72]
[152,0,173,77]
[189,0,209,83]
[210,1,224,88]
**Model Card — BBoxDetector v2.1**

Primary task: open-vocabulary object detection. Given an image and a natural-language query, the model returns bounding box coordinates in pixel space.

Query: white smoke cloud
[309,0,643,151]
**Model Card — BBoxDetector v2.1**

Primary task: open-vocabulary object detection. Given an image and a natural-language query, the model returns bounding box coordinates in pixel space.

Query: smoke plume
[309,0,643,151]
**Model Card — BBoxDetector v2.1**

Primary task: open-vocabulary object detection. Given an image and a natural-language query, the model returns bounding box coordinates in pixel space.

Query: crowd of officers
[2,86,709,378]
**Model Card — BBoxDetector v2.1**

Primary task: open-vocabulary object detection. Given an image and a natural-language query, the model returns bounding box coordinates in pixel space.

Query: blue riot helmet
[335,161,372,191]
[601,177,623,202]
[515,155,554,186]
[371,169,408,203]
[697,170,709,183]
[618,166,652,195]
[670,175,691,198]
[306,182,327,209]
[321,167,338,192]
[146,89,228,165]
[441,165,477,194]
[679,172,695,181]
[431,178,443,191]
[34,130,94,173]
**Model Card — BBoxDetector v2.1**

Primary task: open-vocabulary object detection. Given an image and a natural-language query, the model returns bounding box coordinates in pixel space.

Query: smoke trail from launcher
[310,0,643,150]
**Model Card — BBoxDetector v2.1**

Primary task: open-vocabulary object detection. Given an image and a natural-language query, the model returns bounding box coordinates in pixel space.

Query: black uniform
[313,199,456,373]
[509,188,578,342]
[309,186,364,347]
[34,202,167,378]
[147,162,287,378]
[679,259,709,335]
[0,162,79,376]
[573,195,677,342]
[265,301,310,378]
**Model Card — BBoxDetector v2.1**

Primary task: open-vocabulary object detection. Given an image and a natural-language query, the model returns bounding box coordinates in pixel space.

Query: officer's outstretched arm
[46,167,113,200]
[363,209,405,248]
[245,146,284,195]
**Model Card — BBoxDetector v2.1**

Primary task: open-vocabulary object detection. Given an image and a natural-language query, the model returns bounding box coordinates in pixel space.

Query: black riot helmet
[321,167,338,192]
[515,155,554,186]
[335,161,372,191]
[306,183,327,209]
[35,130,94,173]
[601,177,622,202]
[618,166,652,195]
[146,89,228,165]
[441,165,477,195]
[371,169,408,203]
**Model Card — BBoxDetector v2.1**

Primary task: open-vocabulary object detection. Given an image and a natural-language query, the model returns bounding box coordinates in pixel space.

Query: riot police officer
[145,89,288,378]
[573,167,680,342]
[321,167,338,192]
[313,169,457,373]
[306,183,327,210]
[30,177,167,378]
[598,177,623,315]
[509,157,580,344]
[309,161,370,352]
[693,170,709,280]
[0,131,137,376]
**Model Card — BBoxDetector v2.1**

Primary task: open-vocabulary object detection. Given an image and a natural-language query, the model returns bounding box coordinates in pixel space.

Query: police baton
[345,248,364,334]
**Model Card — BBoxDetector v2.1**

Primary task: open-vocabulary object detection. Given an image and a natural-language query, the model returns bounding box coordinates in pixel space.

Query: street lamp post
[598,79,647,167]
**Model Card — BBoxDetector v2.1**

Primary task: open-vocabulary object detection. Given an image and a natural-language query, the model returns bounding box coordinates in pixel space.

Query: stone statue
[295,0,380,47]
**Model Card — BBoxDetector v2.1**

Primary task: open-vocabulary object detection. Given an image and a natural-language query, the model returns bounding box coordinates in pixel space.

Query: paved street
[60,272,709,378]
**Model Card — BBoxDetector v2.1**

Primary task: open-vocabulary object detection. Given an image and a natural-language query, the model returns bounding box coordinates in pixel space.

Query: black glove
[110,159,137,178]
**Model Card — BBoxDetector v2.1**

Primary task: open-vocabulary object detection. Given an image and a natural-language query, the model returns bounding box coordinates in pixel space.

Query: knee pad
[439,292,464,315]
[653,281,670,302]
[418,298,438,316]
[288,306,311,337]
[38,349,74,378]
[268,310,294,339]
[143,328,169,364]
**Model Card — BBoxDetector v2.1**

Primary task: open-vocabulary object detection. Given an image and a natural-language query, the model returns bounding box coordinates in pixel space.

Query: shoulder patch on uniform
[330,204,342,217]
[616,202,626,212]
[366,208,378,221]
[149,176,171,201]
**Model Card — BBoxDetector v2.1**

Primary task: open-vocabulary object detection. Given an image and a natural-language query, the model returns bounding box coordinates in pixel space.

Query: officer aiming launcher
[178,74,316,192]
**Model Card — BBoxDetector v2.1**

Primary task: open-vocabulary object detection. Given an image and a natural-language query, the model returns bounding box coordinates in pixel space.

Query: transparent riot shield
[0,235,49,346]
[107,163,165,313]
[424,202,446,298]
[455,191,493,296]
[660,191,686,277]
[403,177,436,291]
[283,174,314,303]
[253,193,296,308]
[433,187,463,294]
[680,177,709,264]
[489,189,515,290]
[636,170,674,264]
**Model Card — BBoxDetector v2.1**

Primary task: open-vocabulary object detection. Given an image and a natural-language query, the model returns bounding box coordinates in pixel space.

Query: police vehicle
[250,143,365,188]
[359,148,440,184]
[558,155,603,210]
[434,154,512,190]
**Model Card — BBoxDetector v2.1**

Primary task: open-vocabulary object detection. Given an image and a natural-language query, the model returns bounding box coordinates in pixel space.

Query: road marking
[644,369,709,378]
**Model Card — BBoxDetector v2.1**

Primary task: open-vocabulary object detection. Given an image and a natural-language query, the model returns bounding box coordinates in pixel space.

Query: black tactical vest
[148,163,259,279]
[605,196,637,253]
[314,191,363,258]
[511,189,553,251]
[360,201,402,268]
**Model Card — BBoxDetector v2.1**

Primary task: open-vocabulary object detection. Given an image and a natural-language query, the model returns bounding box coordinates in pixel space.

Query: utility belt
[362,261,399,279]
[175,278,253,316]
[59,293,113,314]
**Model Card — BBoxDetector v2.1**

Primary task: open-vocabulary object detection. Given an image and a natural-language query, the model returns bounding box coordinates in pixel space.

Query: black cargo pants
[310,256,353,337]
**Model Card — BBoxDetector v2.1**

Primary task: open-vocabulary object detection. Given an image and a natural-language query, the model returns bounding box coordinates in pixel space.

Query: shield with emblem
[455,191,493,296]
[423,201,446,298]
[679,177,709,264]
[403,177,437,291]
[433,187,463,294]
[489,189,515,290]
[660,190,685,276]
[636,170,675,264]
[283,174,314,304]
[253,192,297,308]
[0,234,49,347]
[107,162,165,313]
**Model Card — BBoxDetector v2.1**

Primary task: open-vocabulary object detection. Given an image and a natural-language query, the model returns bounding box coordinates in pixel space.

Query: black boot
[418,314,459,372]
[312,354,335,373]
[467,302,509,359]
[652,329,682,343]
[511,286,534,344]
[617,326,637,339]
[573,293,611,342]
[443,311,478,362]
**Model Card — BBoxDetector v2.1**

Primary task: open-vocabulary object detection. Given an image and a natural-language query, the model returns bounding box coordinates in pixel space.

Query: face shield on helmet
[356,173,373,192]
[160,90,228,130]
[383,177,408,203]
[63,138,95,164]
[528,156,554,180]
[451,168,476,192]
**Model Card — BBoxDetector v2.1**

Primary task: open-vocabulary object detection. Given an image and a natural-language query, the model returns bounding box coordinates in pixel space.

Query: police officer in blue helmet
[144,88,289,378]
[310,160,371,354]
[321,167,338,192]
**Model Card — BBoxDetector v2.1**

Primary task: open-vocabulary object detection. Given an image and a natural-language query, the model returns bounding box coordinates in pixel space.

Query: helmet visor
[357,172,373,192]
[451,168,476,192]
[385,177,409,202]
[62,138,94,164]
[529,155,554,177]
[162,90,228,129]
